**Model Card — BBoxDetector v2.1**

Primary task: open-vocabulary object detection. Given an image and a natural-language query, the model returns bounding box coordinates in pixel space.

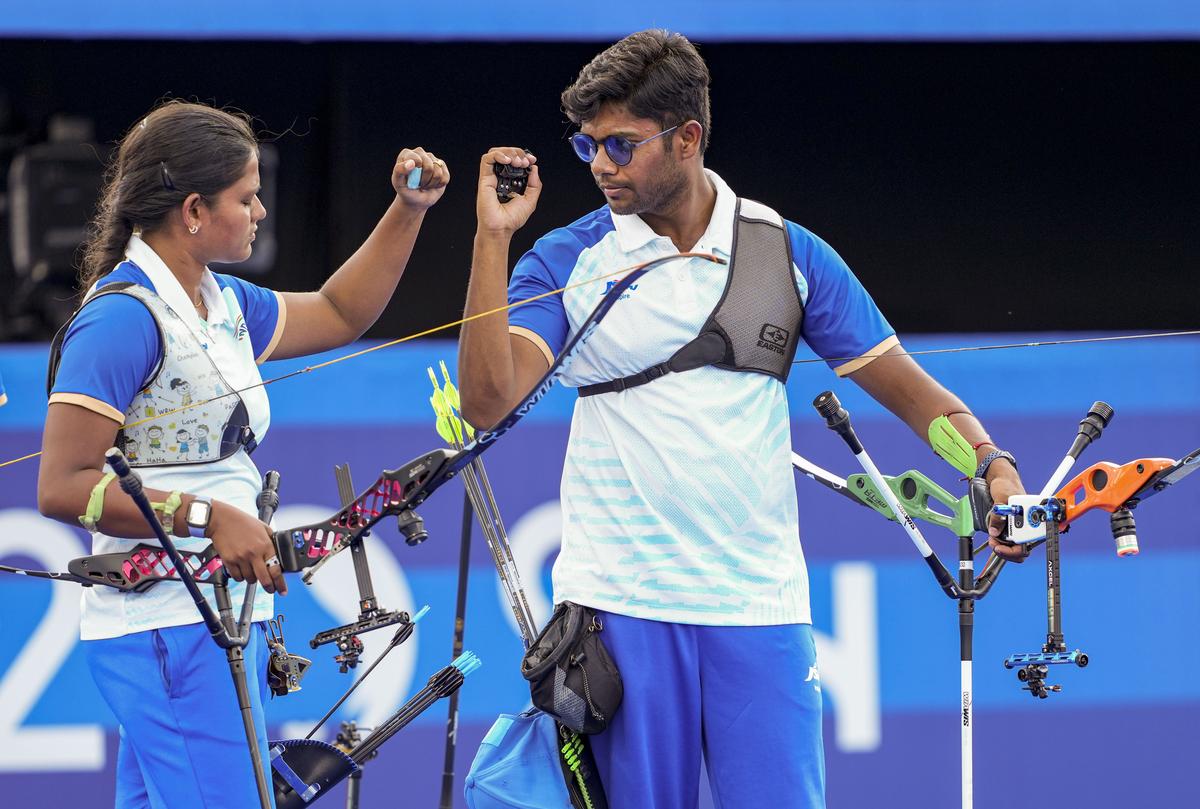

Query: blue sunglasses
[569,124,680,167]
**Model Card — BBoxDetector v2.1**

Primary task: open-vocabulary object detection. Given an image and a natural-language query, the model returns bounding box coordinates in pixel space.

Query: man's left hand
[985,462,1030,562]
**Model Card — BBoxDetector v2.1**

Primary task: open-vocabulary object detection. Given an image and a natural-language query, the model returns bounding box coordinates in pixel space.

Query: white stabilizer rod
[1038,454,1077,500]
[853,449,937,560]
[962,660,973,809]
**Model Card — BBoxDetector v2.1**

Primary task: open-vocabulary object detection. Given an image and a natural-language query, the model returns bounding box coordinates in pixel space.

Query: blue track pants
[84,621,274,809]
[589,613,825,809]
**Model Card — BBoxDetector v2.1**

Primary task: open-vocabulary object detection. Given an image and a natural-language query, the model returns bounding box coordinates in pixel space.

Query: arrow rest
[266,615,312,697]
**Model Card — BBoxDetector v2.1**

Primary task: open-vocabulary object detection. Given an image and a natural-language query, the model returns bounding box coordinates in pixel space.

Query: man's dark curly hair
[561,29,712,153]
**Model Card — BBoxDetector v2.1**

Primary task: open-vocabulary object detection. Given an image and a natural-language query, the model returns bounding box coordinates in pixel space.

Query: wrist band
[77,471,117,532]
[975,450,1017,479]
[150,490,184,536]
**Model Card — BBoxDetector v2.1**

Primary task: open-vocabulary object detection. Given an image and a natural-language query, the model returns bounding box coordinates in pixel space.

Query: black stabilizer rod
[105,448,228,644]
[972,553,1007,599]
[924,555,964,599]
[1068,401,1114,460]
[237,471,280,634]
[257,471,281,522]
[813,391,864,454]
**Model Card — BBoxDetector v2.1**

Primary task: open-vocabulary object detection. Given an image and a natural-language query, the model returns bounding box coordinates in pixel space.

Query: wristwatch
[975,450,1017,480]
[184,496,213,538]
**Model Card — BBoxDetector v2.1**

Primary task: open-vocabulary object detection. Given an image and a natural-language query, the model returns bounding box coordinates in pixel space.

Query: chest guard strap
[579,198,804,397]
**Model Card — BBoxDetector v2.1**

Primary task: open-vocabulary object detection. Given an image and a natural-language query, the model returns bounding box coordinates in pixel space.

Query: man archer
[458,28,1027,809]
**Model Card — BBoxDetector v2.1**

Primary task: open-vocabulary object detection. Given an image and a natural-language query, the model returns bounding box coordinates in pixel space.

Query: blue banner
[0,335,1196,807]
[2,1,1198,41]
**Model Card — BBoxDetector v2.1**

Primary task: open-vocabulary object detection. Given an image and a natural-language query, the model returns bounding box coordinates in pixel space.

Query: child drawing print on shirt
[170,378,192,406]
[141,388,155,417]
[196,424,210,455]
[176,429,191,459]
[122,437,139,463]
[147,426,164,451]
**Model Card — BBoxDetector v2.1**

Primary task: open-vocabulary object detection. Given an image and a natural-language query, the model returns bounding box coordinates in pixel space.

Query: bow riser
[273,450,455,573]
[54,452,453,590]
[66,543,225,592]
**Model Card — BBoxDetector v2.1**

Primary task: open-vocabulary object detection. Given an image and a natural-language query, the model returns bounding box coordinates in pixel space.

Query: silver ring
[265,556,281,568]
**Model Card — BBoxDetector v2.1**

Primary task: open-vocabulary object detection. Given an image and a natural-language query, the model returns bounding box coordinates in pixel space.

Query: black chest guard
[579,198,805,397]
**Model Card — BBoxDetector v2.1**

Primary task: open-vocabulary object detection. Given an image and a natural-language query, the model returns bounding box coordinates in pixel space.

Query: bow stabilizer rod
[813,390,960,598]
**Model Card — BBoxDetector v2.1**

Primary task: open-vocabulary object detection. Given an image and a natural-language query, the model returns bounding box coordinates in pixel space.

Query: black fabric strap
[46,282,137,396]
[578,362,672,397]
[974,449,1017,479]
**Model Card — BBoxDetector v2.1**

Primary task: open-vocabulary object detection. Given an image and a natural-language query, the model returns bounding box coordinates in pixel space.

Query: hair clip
[159,162,177,191]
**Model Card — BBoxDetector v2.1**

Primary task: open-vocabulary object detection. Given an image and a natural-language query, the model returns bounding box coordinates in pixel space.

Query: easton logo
[758,323,790,355]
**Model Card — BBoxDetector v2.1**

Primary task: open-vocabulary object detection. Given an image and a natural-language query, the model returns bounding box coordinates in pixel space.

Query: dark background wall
[0,39,1196,337]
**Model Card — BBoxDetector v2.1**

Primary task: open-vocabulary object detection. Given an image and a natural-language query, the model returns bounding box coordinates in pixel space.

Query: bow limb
[0,562,96,588]
[791,450,868,508]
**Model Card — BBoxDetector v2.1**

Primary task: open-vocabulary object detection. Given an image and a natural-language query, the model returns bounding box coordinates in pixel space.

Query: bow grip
[969,476,995,535]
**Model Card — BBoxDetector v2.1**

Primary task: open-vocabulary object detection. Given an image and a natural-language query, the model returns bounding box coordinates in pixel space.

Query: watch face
[188,500,212,527]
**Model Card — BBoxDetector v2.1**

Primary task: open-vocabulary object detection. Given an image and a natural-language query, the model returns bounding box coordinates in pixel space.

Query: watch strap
[975,450,1017,479]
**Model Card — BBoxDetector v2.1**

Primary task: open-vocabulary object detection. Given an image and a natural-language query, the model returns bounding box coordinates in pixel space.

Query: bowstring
[0,252,718,470]
[791,329,1200,366]
[3,256,1197,470]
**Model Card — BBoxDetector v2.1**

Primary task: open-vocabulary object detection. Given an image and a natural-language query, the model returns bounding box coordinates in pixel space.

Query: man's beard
[604,160,689,217]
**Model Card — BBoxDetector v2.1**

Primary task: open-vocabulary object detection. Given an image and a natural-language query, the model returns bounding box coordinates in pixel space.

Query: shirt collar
[124,235,232,327]
[610,168,737,256]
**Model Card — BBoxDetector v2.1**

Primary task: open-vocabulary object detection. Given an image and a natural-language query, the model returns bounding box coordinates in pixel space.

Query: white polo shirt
[507,170,897,626]
[50,236,286,640]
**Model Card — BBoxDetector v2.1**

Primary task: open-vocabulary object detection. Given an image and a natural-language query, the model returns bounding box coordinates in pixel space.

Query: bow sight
[992,406,1199,699]
[300,463,427,672]
[797,391,1200,808]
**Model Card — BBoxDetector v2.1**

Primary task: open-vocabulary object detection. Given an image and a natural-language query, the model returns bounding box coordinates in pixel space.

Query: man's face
[580,103,688,217]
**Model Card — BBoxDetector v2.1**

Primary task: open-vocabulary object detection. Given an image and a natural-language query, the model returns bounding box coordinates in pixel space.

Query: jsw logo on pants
[805,665,821,692]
